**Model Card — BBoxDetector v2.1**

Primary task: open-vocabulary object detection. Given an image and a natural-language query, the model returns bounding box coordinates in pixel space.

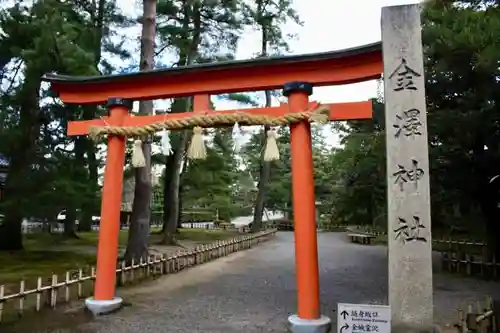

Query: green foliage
[2,0,499,257]
[0,0,131,249]
[241,0,302,55]
[326,108,386,228]
[421,1,500,251]
[181,128,241,221]
[156,0,242,63]
[240,124,334,217]
[324,1,500,258]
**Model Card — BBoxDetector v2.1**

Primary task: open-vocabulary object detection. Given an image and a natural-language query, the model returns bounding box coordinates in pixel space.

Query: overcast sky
[117,0,419,108]
[110,0,421,176]
[109,0,424,179]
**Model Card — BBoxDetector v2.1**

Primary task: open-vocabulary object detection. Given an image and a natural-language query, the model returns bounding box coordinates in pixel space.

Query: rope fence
[88,104,330,139]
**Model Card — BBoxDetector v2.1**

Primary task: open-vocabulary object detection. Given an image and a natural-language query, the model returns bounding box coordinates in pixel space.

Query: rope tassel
[131,140,146,168]
[187,126,207,160]
[263,129,280,161]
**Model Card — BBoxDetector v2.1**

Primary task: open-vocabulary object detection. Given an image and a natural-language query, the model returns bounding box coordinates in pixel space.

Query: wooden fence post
[50,274,58,308]
[36,277,42,311]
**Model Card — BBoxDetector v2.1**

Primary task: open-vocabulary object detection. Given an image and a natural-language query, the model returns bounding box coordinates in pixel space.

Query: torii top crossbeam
[42,42,382,104]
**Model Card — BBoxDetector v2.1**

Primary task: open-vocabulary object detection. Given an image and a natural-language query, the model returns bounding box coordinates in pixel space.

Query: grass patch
[21,230,130,249]
[21,228,235,248]
[0,251,95,286]
[1,233,101,286]
[0,228,237,287]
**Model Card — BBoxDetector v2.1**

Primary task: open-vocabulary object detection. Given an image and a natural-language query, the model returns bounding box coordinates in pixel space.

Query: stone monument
[382,4,435,332]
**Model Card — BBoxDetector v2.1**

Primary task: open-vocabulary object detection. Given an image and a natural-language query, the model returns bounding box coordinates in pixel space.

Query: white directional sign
[337,303,391,333]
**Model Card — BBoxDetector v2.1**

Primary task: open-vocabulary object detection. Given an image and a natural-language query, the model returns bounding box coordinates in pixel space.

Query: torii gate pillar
[285,82,331,333]
[85,98,131,315]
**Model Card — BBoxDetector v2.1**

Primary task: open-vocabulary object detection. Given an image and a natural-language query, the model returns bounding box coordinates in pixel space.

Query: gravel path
[24,232,500,333]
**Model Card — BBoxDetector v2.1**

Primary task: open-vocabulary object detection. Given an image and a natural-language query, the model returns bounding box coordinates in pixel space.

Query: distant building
[0,154,9,201]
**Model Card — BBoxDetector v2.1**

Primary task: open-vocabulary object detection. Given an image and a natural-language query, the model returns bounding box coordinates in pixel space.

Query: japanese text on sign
[394,108,422,139]
[393,215,427,244]
[388,58,421,92]
[393,159,424,192]
[337,303,391,333]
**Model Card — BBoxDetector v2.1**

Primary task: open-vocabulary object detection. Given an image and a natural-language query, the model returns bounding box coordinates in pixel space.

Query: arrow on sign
[340,323,349,333]
[340,310,349,320]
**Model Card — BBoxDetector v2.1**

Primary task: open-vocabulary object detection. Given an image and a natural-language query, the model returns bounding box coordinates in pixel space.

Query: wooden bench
[348,233,375,245]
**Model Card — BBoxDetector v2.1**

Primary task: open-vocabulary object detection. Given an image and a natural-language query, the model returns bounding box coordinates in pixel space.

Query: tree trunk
[480,181,500,260]
[66,163,81,238]
[251,126,271,232]
[63,208,79,238]
[125,152,153,261]
[251,21,272,233]
[0,75,41,250]
[483,208,500,260]
[161,1,202,243]
[161,154,175,232]
[177,181,184,229]
[472,135,500,260]
[80,129,99,232]
[80,0,106,232]
[78,211,93,232]
[160,153,186,232]
[124,0,156,263]
[0,216,23,250]
[162,130,190,244]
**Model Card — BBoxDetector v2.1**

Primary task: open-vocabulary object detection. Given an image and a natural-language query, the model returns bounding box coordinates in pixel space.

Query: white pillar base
[85,296,123,316]
[288,314,331,333]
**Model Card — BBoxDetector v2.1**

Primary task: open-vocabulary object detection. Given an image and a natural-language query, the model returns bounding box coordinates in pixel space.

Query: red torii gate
[42,42,382,333]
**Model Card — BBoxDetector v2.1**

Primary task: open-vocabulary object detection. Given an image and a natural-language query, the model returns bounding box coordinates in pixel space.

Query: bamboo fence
[0,229,276,324]
[337,225,500,279]
[448,296,499,333]
[440,244,499,280]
